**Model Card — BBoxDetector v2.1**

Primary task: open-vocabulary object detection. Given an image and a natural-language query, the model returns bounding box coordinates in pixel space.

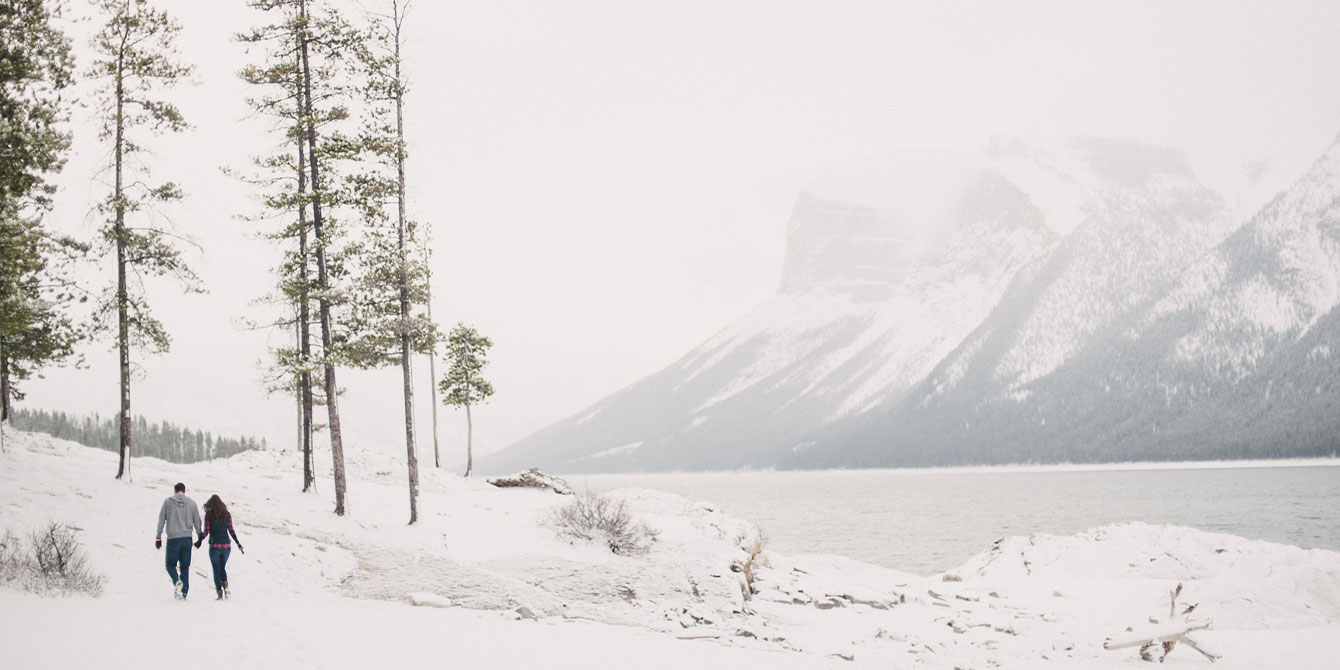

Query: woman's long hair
[203,495,228,522]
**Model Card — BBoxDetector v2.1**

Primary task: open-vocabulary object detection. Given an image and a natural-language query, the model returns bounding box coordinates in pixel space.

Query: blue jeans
[164,537,192,595]
[208,547,231,589]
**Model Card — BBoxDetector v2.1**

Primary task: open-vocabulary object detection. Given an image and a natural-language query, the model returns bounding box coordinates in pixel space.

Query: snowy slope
[3,428,1339,669]
[831,134,1340,466]
[934,139,1231,397]
[488,136,1248,472]
[1144,132,1340,381]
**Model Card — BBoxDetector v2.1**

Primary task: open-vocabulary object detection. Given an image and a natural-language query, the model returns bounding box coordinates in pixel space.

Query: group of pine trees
[1,0,84,428]
[12,407,263,463]
[1,0,496,524]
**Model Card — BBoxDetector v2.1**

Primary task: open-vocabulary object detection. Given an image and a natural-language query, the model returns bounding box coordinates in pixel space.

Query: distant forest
[11,408,264,464]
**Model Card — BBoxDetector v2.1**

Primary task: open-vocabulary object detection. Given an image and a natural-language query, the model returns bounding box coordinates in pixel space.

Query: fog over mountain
[484,134,1340,473]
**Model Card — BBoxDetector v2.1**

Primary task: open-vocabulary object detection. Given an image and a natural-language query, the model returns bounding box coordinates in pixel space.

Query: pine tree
[342,0,437,522]
[0,212,86,425]
[1,0,72,208]
[88,0,198,480]
[240,0,363,514]
[439,324,494,477]
[0,0,84,432]
[12,407,262,462]
[236,8,324,494]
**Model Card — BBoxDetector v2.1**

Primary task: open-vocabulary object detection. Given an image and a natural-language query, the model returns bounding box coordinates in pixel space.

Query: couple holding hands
[155,482,244,601]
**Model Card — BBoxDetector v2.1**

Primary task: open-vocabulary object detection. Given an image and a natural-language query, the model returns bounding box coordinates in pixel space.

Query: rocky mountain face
[484,136,1340,473]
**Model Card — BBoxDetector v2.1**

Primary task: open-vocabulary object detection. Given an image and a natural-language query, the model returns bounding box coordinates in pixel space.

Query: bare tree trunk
[300,366,314,492]
[401,337,417,522]
[294,301,313,492]
[299,276,314,493]
[421,217,440,468]
[392,0,418,524]
[113,40,131,481]
[295,312,301,454]
[0,343,6,453]
[401,345,418,522]
[294,81,315,494]
[464,401,473,477]
[1,354,11,424]
[298,0,346,515]
[426,269,439,468]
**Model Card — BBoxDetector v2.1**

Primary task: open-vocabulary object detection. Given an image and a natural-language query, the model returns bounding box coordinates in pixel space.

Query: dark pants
[164,537,192,595]
[208,547,231,590]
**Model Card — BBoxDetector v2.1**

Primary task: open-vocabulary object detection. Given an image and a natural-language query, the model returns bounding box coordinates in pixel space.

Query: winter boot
[222,581,230,599]
[173,579,184,601]
[216,588,223,601]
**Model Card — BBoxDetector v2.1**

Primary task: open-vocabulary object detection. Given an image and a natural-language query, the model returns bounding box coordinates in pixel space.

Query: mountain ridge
[483,135,1340,474]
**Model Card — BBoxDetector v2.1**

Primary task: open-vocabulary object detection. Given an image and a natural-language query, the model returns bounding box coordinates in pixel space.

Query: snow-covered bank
[2,427,1338,668]
[561,456,1340,478]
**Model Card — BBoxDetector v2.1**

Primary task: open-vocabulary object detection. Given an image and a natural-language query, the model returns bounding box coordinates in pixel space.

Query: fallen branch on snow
[487,468,573,495]
[1103,583,1221,663]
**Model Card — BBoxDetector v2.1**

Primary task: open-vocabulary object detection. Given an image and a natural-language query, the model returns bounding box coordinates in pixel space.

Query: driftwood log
[486,468,574,495]
[1103,583,1221,663]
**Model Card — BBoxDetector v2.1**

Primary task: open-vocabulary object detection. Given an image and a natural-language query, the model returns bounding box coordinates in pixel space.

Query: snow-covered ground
[2,427,1337,668]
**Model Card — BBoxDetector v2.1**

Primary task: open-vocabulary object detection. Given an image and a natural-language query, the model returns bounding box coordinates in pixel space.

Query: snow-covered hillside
[827,134,1340,467]
[487,134,1298,472]
[3,428,1338,668]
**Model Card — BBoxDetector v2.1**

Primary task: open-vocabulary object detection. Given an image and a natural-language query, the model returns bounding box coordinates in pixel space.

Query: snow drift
[2,427,1339,668]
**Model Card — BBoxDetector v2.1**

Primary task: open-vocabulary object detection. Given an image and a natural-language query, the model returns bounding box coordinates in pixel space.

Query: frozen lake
[574,461,1340,575]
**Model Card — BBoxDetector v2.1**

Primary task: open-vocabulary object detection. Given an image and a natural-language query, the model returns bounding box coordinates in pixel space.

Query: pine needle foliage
[439,323,493,477]
[0,0,85,423]
[87,0,198,479]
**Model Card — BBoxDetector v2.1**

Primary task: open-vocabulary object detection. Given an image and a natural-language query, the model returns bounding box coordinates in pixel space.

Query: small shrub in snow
[0,523,104,597]
[546,492,658,556]
[0,530,22,582]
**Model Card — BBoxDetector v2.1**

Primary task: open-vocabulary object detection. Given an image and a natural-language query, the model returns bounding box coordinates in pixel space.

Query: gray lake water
[574,463,1340,576]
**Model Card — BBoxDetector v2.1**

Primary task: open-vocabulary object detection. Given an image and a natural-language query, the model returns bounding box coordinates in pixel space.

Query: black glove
[237,543,244,554]
[194,539,202,549]
[155,538,162,549]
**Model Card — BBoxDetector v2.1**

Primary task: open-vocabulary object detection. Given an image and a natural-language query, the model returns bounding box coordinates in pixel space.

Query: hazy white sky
[23,0,1340,467]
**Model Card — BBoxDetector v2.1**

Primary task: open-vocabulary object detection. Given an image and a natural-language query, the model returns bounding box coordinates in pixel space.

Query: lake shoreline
[553,456,1340,478]
[578,462,1340,575]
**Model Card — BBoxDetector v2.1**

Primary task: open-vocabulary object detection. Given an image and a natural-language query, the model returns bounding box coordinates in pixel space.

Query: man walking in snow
[156,482,203,600]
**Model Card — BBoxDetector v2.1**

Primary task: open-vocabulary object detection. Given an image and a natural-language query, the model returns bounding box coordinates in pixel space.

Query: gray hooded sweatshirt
[156,494,203,540]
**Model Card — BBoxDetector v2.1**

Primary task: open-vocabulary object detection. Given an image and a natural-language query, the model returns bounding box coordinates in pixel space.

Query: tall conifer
[88,0,198,480]
[0,0,82,434]
[440,324,494,478]
[342,0,436,523]
[240,0,361,513]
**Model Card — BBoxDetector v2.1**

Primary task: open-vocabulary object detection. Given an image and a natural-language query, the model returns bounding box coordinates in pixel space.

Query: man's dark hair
[174,482,186,493]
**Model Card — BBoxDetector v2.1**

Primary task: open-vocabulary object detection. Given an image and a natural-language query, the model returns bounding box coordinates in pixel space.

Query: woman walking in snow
[196,495,244,600]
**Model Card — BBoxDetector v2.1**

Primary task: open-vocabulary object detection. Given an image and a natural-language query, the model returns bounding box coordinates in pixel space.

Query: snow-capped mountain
[817,135,1340,467]
[484,136,1340,473]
